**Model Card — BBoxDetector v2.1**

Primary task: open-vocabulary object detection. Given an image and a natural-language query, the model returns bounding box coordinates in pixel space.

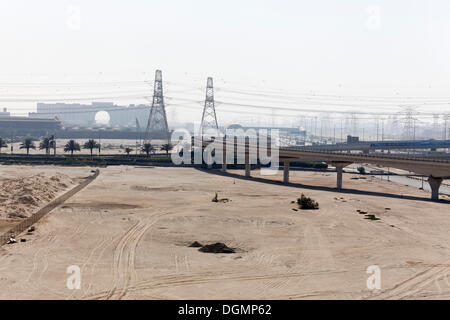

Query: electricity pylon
[144,70,170,143]
[200,77,219,138]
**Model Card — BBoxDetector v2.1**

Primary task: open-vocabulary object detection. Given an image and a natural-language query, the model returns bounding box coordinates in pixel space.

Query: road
[348,164,450,196]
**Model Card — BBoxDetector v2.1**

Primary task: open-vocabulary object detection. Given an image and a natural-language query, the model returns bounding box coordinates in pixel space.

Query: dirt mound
[0,173,75,219]
[199,242,235,254]
[188,241,203,248]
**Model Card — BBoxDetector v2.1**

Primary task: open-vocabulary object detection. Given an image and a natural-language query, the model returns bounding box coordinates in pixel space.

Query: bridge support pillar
[330,162,352,190]
[244,137,252,177]
[428,176,443,201]
[205,152,212,169]
[222,159,227,172]
[222,140,227,172]
[336,166,344,190]
[283,161,290,184]
[245,153,251,177]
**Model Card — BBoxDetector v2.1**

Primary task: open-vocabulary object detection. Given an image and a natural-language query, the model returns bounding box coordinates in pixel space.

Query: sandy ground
[0,167,86,233]
[0,165,450,300]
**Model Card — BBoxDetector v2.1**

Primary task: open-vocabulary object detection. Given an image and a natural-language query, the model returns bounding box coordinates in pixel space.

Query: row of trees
[0,137,173,157]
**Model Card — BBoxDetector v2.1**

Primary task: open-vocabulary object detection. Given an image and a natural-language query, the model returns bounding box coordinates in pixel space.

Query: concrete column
[222,140,227,172]
[330,162,352,190]
[245,152,251,177]
[336,165,344,190]
[207,154,212,169]
[244,137,251,177]
[428,176,443,201]
[283,161,290,184]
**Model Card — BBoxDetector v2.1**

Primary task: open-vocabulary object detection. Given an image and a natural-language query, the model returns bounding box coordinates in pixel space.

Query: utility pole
[351,113,357,137]
[314,116,318,141]
[333,125,336,144]
[200,77,219,138]
[443,114,448,140]
[376,117,379,141]
[320,118,323,144]
[433,114,439,139]
[144,70,170,144]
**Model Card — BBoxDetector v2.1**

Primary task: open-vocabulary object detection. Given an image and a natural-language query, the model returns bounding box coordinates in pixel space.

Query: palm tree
[125,147,133,156]
[160,143,173,155]
[64,140,81,156]
[83,139,100,156]
[0,138,7,154]
[39,137,51,155]
[20,138,36,156]
[49,135,56,156]
[141,143,154,157]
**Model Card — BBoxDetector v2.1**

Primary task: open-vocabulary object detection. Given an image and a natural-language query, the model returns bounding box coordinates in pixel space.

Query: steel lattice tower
[200,77,219,137]
[144,70,170,143]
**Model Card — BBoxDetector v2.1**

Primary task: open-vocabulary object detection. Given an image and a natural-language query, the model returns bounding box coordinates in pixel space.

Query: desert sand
[0,165,450,300]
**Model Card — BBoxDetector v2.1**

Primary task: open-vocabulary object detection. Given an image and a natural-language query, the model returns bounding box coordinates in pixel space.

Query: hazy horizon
[1,0,450,127]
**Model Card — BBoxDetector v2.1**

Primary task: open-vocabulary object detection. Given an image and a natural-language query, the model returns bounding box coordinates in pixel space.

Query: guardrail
[280,147,450,163]
[0,169,100,246]
[196,138,450,163]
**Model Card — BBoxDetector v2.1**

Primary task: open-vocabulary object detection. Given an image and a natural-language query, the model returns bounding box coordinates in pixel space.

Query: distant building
[0,115,61,130]
[227,124,307,136]
[0,108,11,117]
[347,135,360,144]
[29,102,150,128]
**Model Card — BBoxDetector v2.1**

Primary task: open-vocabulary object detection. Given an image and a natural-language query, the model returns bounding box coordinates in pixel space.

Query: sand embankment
[0,173,75,219]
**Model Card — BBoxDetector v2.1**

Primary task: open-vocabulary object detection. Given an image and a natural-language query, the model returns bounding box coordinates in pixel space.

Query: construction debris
[6,237,17,244]
[212,192,230,203]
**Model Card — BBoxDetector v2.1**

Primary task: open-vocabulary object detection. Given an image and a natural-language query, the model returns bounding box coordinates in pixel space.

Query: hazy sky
[1,0,450,118]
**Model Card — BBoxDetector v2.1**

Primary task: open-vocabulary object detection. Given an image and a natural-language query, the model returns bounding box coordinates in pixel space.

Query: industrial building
[29,102,150,128]
[0,112,61,137]
[0,115,61,130]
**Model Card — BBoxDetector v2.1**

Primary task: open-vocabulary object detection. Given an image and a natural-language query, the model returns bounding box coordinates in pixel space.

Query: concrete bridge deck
[295,139,450,152]
[198,138,450,201]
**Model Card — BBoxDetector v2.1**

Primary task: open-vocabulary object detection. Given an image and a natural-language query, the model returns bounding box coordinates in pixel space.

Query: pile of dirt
[189,241,203,248]
[0,173,74,219]
[198,242,235,254]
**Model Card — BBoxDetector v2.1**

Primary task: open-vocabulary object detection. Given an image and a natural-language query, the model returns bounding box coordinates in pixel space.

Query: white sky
[1,0,450,121]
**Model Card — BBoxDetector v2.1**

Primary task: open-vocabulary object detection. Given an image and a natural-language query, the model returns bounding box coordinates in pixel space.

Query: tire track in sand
[104,212,168,300]
[365,262,450,300]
